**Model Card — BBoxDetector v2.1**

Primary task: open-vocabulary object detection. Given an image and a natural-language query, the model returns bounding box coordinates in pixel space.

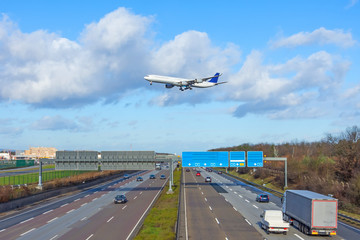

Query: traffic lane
[205,170,345,240]
[184,170,228,240]
[0,172,147,240]
[0,171,144,229]
[196,173,262,240]
[58,171,169,240]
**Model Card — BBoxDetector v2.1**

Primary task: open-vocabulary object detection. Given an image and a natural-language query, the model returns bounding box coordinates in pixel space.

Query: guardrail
[223,171,360,228]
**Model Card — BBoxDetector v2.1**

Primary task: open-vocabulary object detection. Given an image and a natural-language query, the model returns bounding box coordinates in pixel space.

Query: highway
[180,168,360,240]
[0,169,169,240]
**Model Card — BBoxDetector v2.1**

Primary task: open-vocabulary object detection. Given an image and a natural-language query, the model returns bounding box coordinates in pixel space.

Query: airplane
[144,73,226,91]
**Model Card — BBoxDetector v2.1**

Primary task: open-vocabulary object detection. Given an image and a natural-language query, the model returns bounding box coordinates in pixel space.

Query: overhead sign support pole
[263,157,287,188]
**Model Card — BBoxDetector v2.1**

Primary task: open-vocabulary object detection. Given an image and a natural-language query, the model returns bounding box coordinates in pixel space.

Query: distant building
[0,153,11,160]
[24,147,57,159]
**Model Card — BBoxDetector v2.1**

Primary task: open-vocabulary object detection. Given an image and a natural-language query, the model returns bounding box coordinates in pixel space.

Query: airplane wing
[215,81,227,85]
[183,73,223,84]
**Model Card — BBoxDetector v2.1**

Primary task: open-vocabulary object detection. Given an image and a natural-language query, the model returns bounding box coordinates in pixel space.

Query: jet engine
[165,84,174,88]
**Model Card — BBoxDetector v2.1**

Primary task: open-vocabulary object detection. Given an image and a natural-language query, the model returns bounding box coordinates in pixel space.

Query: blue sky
[0,1,359,154]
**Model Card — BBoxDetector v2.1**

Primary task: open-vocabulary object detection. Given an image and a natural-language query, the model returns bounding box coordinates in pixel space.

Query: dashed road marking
[85,234,94,240]
[245,199,249,203]
[49,235,58,240]
[245,219,251,225]
[253,205,258,209]
[92,198,98,201]
[239,194,243,198]
[209,206,212,211]
[122,205,127,210]
[43,209,53,215]
[294,234,305,240]
[204,198,207,202]
[67,209,75,214]
[140,192,143,195]
[107,216,114,223]
[134,196,138,199]
[81,203,87,207]
[81,217,87,221]
[215,218,220,224]
[85,194,90,197]
[47,217,58,223]
[201,192,204,195]
[74,198,80,202]
[20,228,36,236]
[0,229,6,233]
[20,217,34,224]
[60,203,68,208]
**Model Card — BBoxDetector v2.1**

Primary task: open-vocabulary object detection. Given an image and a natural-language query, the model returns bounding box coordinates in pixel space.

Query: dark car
[205,177,212,182]
[123,174,130,179]
[217,171,223,174]
[208,169,213,172]
[114,194,127,204]
[186,168,190,172]
[160,174,166,179]
[256,194,269,203]
[136,176,143,181]
[149,174,156,179]
[196,172,201,176]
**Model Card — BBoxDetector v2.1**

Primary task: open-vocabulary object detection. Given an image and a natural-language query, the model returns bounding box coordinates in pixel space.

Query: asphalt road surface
[181,168,360,240]
[182,168,262,240]
[0,169,169,240]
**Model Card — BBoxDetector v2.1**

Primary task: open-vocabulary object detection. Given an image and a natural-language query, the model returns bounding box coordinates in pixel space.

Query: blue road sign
[182,152,229,167]
[247,151,263,167]
[230,151,246,167]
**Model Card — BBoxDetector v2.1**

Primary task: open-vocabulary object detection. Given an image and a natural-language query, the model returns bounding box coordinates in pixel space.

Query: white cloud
[271,27,356,48]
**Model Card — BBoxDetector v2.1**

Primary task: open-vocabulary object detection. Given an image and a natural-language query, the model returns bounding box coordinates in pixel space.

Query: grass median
[135,168,181,240]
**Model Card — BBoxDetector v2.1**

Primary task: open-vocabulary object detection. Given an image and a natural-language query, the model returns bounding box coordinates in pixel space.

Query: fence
[0,170,91,185]
[0,160,35,169]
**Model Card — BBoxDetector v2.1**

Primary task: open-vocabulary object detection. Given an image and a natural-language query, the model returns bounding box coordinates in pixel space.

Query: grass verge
[134,168,181,240]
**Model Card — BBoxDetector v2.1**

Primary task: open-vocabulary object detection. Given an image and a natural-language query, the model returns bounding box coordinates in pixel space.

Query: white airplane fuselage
[144,75,217,88]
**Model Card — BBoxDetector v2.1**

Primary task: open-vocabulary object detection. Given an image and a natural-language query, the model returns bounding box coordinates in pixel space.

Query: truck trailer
[282,190,337,236]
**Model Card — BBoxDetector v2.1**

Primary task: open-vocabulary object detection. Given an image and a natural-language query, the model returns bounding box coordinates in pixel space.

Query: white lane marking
[294,234,305,240]
[239,194,243,198]
[215,218,220,224]
[92,198,98,201]
[122,205,127,210]
[229,188,232,191]
[107,216,114,223]
[226,186,229,188]
[140,192,143,195]
[47,217,58,223]
[201,192,204,195]
[233,207,237,211]
[245,199,249,203]
[49,235,58,240]
[20,217,34,224]
[74,198,80,202]
[234,192,237,194]
[209,206,212,211]
[134,196,137,199]
[43,209,53,215]
[252,204,258,209]
[199,187,201,190]
[225,199,228,202]
[60,203,68,208]
[81,217,87,221]
[225,237,228,240]
[81,203,87,207]
[0,229,6,233]
[20,228,36,236]
[204,198,207,202]
[67,209,75,214]
[85,194,90,197]
[245,219,251,225]
[184,171,189,240]
[126,176,168,240]
[85,234,93,240]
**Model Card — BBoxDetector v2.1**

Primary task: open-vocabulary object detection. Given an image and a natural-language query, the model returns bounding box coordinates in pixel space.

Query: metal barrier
[175,168,183,239]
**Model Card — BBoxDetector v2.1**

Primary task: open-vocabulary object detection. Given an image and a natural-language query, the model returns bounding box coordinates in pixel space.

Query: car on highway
[123,174,130,179]
[205,177,212,182]
[186,168,190,172]
[196,172,201,176]
[256,194,270,203]
[136,176,143,181]
[193,168,196,171]
[114,194,127,204]
[217,171,222,174]
[149,174,156,179]
[160,174,166,179]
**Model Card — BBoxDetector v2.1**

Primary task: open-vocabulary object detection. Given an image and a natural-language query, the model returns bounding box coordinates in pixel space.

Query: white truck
[260,210,290,235]
[155,163,161,170]
[282,190,337,236]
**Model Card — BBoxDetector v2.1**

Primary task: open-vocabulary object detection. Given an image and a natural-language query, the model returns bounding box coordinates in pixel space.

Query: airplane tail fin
[208,73,221,83]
